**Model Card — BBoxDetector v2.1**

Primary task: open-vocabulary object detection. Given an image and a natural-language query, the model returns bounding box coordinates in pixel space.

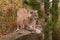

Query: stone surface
[0,30,42,40]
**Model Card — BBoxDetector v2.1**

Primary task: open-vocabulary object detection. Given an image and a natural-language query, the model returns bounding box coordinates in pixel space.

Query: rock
[15,33,42,40]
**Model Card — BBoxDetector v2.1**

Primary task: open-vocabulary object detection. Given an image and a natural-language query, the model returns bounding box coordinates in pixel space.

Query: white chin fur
[35,29,41,34]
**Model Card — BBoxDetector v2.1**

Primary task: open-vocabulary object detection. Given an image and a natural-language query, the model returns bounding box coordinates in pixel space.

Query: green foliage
[23,0,40,10]
[38,10,43,18]
[51,0,59,40]
[43,0,51,40]
[23,0,43,18]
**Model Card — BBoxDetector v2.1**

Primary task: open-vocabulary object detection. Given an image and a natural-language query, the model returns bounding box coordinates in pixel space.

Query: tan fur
[17,8,31,29]
[17,8,41,34]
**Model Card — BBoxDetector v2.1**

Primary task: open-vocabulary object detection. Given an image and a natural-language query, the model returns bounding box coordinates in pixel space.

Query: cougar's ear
[30,11,33,14]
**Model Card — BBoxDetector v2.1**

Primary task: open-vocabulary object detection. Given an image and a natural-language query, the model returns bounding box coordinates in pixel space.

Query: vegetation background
[0,0,60,40]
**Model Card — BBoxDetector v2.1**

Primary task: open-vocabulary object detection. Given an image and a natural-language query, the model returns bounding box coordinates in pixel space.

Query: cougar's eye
[35,15,37,16]
[30,12,33,14]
